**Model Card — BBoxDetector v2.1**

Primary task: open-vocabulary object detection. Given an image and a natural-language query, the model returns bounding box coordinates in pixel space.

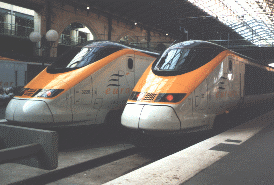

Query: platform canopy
[188,0,274,47]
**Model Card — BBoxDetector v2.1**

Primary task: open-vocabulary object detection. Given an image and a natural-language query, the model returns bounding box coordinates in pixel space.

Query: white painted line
[104,110,274,185]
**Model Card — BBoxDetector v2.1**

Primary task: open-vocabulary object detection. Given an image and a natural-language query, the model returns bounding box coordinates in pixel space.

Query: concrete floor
[105,110,274,185]
[0,143,135,185]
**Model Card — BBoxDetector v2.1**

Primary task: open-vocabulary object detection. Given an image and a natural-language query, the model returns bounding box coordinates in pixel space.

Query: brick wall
[34,1,172,56]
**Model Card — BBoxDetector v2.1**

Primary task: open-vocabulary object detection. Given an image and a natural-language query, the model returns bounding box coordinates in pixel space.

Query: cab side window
[128,58,134,70]
[229,59,233,72]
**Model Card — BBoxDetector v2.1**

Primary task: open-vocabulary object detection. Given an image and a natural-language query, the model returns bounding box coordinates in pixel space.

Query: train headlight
[128,91,141,100]
[166,94,174,101]
[137,92,146,101]
[155,93,186,103]
[33,89,64,98]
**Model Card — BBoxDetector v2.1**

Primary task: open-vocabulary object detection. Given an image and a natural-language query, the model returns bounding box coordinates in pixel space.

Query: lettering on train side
[107,71,125,87]
[105,88,133,95]
[113,88,118,94]
[106,88,111,94]
[106,70,133,95]
[216,90,238,98]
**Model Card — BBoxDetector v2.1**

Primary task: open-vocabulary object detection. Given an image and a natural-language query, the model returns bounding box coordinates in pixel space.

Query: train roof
[161,40,274,73]
[77,40,128,48]
[75,40,159,58]
[170,40,263,64]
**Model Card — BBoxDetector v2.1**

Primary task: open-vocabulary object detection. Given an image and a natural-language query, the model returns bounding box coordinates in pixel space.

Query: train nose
[121,104,181,130]
[5,98,54,123]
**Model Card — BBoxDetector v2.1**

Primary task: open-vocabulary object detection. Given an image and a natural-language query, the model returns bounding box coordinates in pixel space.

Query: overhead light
[134,22,137,25]
[166,33,169,36]
[87,6,90,10]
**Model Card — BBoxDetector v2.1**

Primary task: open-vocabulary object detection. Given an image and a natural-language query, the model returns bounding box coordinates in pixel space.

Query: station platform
[104,110,274,185]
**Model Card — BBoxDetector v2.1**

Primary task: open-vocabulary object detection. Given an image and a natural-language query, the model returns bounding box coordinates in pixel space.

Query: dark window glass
[244,64,274,95]
[14,12,34,37]
[152,41,225,76]
[47,42,126,73]
[229,60,233,72]
[128,58,133,69]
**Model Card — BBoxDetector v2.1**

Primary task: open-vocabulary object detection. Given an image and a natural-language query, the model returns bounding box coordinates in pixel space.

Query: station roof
[189,0,274,47]
[82,0,274,65]
[2,0,274,65]
[80,0,274,47]
[82,0,250,45]
[4,0,274,47]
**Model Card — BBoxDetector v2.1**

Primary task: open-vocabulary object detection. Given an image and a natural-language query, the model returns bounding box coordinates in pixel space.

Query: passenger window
[229,59,233,72]
[128,58,134,69]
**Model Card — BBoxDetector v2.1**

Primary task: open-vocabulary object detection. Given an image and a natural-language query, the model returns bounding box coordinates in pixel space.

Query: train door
[107,54,135,106]
[179,93,193,129]
[213,57,232,112]
[193,79,208,127]
[211,55,241,113]
[228,56,241,106]
[72,76,96,123]
[118,54,135,100]
[95,54,136,124]
[239,60,245,102]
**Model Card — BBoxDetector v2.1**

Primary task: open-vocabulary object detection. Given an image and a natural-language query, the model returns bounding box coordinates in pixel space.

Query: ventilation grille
[143,93,157,101]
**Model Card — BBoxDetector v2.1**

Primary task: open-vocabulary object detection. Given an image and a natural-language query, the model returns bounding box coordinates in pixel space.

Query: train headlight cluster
[166,94,174,101]
[16,88,30,96]
[129,91,186,103]
[33,89,64,98]
[129,91,141,101]
[15,88,64,98]
[154,93,186,103]
[137,92,146,101]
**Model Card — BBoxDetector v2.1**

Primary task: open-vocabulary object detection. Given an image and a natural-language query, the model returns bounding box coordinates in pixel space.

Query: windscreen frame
[47,42,126,74]
[152,41,225,76]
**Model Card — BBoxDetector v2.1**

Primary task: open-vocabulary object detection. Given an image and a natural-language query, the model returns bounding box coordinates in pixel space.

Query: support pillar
[147,29,151,49]
[44,0,52,59]
[4,11,15,35]
[34,12,42,56]
[70,30,78,45]
[108,15,112,41]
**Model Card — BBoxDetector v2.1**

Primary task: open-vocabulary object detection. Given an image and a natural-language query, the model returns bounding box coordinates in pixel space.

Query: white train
[121,40,274,136]
[5,41,158,127]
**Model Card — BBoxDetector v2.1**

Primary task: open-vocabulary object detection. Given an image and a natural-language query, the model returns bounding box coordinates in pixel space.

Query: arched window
[128,58,134,69]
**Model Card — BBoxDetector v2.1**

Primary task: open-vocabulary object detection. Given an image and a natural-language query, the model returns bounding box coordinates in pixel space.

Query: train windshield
[152,41,225,76]
[47,42,125,73]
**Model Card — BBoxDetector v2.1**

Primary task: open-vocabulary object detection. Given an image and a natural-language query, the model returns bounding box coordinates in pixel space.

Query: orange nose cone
[166,94,174,101]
